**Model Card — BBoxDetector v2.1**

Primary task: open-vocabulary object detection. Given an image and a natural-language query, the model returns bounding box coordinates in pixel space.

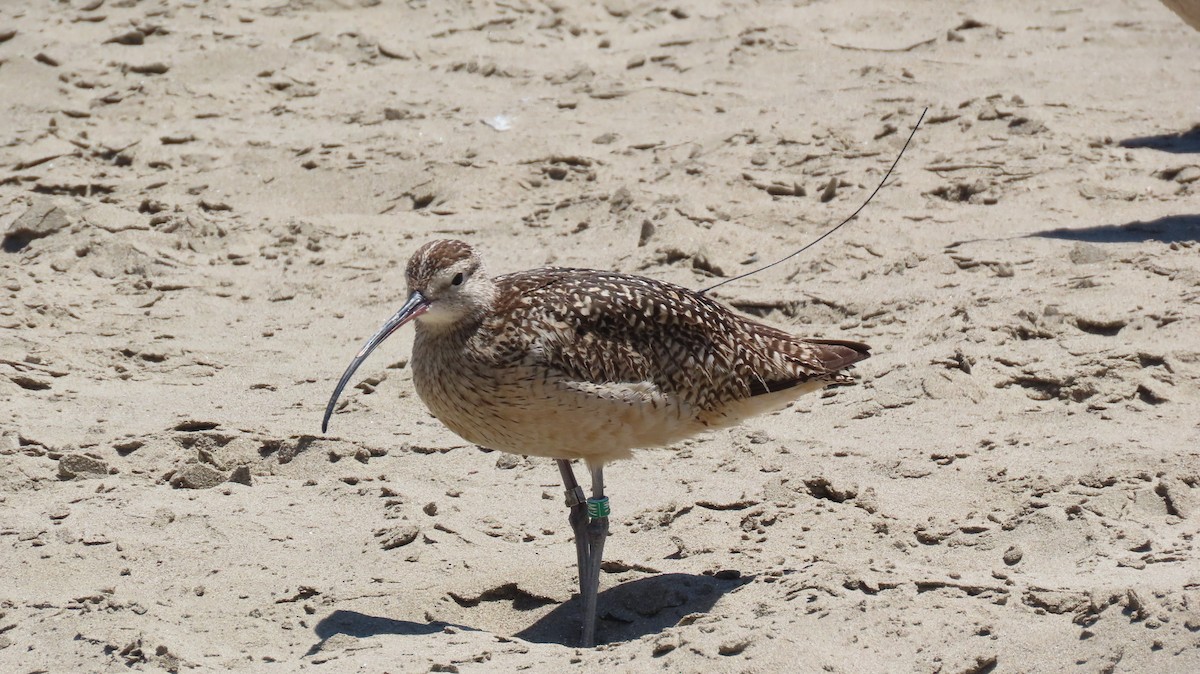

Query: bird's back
[484,267,868,419]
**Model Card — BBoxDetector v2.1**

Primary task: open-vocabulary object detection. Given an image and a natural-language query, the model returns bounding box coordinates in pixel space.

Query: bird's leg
[555,460,610,647]
[580,464,609,648]
[556,459,591,636]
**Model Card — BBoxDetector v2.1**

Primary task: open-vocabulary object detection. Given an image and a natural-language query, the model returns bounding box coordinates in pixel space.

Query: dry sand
[2,1,1199,672]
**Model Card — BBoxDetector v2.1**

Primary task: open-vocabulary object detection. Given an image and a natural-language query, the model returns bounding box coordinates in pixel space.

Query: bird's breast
[411,333,506,445]
[409,331,706,462]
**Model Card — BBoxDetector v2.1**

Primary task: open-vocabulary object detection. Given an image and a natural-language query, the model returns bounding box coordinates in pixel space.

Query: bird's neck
[414,306,487,343]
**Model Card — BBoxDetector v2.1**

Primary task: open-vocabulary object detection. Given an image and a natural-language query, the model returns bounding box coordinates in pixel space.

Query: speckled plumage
[403,240,870,467]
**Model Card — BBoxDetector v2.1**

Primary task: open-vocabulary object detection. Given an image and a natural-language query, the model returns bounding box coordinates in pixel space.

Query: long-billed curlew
[322,240,870,646]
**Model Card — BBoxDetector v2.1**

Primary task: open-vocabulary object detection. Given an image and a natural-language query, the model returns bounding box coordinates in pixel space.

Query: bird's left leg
[580,463,609,648]
[556,459,590,612]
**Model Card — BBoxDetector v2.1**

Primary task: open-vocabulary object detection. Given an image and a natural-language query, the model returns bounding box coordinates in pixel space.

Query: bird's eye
[451,272,465,286]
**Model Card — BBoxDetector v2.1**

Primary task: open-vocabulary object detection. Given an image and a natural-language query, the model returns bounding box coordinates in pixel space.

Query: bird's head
[403,239,492,329]
[321,239,492,433]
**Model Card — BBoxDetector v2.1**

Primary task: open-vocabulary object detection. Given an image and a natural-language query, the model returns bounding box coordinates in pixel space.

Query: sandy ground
[2,0,1199,672]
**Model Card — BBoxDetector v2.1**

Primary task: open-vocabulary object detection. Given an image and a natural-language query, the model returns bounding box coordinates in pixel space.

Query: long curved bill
[322,291,429,433]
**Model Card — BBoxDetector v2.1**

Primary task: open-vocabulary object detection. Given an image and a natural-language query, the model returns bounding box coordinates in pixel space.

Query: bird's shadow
[1119,124,1200,154]
[305,611,479,656]
[516,572,752,646]
[306,572,751,653]
[1027,214,1200,244]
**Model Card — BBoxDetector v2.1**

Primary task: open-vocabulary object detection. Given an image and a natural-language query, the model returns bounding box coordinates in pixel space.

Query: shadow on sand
[313,610,466,641]
[1028,214,1200,245]
[308,572,751,652]
[515,572,752,646]
[306,610,478,656]
[1119,124,1200,154]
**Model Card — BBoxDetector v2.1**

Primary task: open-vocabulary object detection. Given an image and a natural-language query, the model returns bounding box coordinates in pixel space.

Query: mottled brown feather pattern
[487,269,867,411]
[404,240,869,465]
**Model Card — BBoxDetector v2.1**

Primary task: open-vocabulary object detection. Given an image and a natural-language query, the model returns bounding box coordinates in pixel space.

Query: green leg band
[587,496,610,518]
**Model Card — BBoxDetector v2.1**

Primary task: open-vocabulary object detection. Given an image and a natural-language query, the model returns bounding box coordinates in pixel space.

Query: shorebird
[322,239,870,647]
